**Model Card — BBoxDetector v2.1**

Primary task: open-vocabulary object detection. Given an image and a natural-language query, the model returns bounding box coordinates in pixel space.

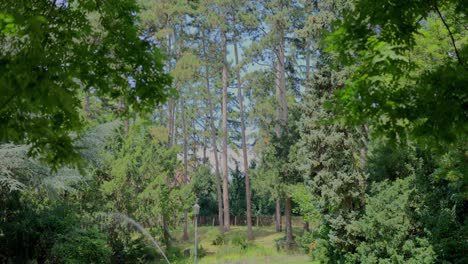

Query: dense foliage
[0,0,172,168]
[1,0,466,263]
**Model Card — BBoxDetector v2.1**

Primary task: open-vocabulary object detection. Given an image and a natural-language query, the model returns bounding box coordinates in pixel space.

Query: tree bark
[203,117,208,164]
[84,92,90,117]
[180,98,189,241]
[202,30,224,233]
[233,29,254,240]
[277,30,287,126]
[168,99,173,145]
[167,34,175,147]
[305,37,311,82]
[275,199,282,232]
[275,4,292,242]
[203,131,207,165]
[285,196,294,248]
[221,29,230,231]
[118,97,129,137]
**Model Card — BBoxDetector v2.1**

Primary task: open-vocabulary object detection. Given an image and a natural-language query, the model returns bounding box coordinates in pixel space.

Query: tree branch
[433,1,466,69]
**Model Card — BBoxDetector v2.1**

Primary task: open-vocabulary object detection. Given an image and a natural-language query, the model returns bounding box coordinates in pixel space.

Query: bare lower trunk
[274,5,287,237]
[305,37,311,82]
[203,124,207,164]
[181,99,189,241]
[202,31,224,233]
[168,99,173,145]
[233,27,253,241]
[171,100,177,146]
[276,199,282,232]
[285,197,294,247]
[221,30,230,231]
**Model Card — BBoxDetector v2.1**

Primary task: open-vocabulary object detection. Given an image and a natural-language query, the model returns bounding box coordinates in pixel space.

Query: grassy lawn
[169,225,317,264]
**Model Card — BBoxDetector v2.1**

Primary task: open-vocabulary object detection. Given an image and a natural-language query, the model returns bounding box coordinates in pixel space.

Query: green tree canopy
[328,0,467,148]
[0,0,172,169]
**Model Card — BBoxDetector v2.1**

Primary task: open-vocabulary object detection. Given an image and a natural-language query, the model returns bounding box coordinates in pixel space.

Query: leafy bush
[296,231,315,255]
[122,235,160,263]
[50,229,111,264]
[166,246,184,260]
[0,195,82,263]
[206,228,225,245]
[197,245,207,258]
[344,177,436,263]
[310,238,331,263]
[231,233,248,250]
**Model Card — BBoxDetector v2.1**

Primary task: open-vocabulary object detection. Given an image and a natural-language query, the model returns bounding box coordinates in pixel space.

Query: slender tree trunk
[233,29,253,240]
[191,119,199,167]
[274,46,283,235]
[167,34,175,146]
[275,199,282,232]
[168,99,173,143]
[203,124,207,164]
[221,29,230,231]
[84,92,90,117]
[305,37,311,82]
[285,197,293,247]
[168,84,178,148]
[181,98,189,241]
[278,31,288,125]
[124,119,129,136]
[202,31,224,233]
[276,14,293,242]
[118,97,129,136]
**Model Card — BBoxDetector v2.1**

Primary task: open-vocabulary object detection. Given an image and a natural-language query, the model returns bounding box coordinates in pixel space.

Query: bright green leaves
[290,184,320,224]
[330,0,468,148]
[334,38,415,140]
[101,123,192,240]
[0,13,17,35]
[325,3,468,261]
[171,51,201,84]
[0,0,172,170]
[337,0,429,47]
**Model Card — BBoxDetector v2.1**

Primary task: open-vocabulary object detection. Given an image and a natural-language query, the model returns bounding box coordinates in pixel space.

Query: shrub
[122,235,161,263]
[231,234,247,250]
[296,231,315,255]
[50,228,111,264]
[197,245,207,258]
[311,238,331,263]
[206,228,225,245]
[344,178,436,263]
[274,237,286,252]
[166,246,183,260]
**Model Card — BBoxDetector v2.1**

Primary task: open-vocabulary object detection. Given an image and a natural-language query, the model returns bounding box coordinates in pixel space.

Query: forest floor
[171,225,315,264]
